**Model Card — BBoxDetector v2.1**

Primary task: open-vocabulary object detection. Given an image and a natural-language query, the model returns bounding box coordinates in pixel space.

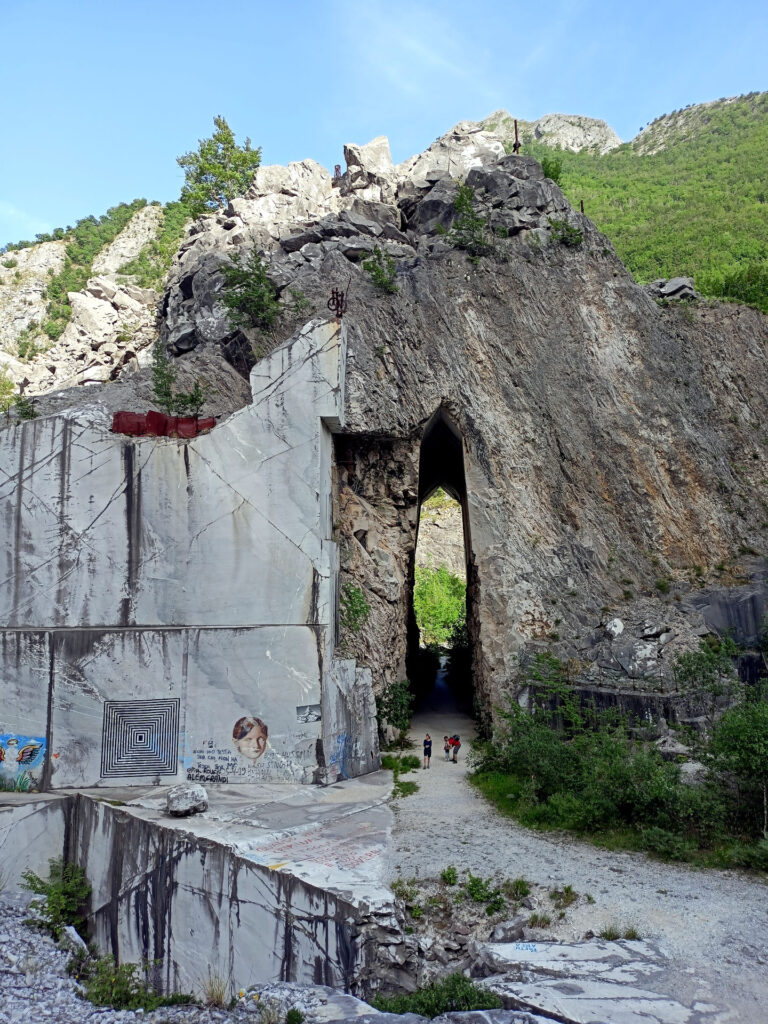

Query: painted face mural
[232,717,268,761]
[0,734,46,792]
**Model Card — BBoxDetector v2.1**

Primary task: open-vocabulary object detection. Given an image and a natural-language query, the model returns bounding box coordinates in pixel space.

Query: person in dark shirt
[423,733,432,769]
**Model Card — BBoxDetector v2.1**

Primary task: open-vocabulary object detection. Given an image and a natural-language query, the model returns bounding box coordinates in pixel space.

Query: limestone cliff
[155,127,768,716]
[480,110,622,153]
[2,122,767,777]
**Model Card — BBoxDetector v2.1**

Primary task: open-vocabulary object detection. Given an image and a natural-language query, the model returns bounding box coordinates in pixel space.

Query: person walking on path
[443,736,451,761]
[449,734,461,763]
[423,733,432,769]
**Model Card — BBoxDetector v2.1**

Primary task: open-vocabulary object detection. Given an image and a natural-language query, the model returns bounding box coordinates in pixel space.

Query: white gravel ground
[387,695,768,1022]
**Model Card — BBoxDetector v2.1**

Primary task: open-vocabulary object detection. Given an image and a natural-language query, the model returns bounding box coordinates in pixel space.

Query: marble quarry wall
[0,319,378,790]
[0,789,398,997]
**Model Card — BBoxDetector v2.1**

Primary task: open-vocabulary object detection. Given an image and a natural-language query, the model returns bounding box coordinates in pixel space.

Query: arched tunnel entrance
[406,410,476,726]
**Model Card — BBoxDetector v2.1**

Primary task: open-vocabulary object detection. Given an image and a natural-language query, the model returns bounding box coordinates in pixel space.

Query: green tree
[711,698,768,838]
[219,248,281,331]
[177,116,262,217]
[363,245,398,293]
[413,565,466,647]
[541,154,563,185]
[446,184,496,262]
[376,679,414,738]
[151,342,177,414]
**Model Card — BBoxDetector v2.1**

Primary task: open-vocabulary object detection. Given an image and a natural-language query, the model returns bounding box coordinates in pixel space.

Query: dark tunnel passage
[407,409,475,718]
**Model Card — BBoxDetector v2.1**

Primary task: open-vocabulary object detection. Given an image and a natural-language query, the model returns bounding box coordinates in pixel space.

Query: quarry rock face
[1,119,768,793]
[0,320,379,789]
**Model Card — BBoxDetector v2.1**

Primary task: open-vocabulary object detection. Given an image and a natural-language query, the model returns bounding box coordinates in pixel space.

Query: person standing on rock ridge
[423,733,432,769]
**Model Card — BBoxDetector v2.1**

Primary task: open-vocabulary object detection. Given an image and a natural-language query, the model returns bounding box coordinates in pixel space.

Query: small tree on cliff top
[177,116,262,217]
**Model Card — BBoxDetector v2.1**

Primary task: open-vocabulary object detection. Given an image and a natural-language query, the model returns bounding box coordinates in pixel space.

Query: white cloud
[0,201,53,243]
[337,0,502,107]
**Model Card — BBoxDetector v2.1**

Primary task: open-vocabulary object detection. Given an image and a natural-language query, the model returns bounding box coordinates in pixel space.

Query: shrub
[0,370,15,419]
[202,968,230,1008]
[371,973,502,1017]
[548,217,583,247]
[376,679,414,737]
[446,183,497,263]
[2,257,18,269]
[541,155,563,185]
[674,637,741,729]
[528,912,551,927]
[504,876,531,900]
[470,654,745,860]
[711,698,768,838]
[177,115,261,218]
[391,877,419,901]
[640,826,696,861]
[21,858,91,940]
[440,865,458,885]
[286,288,311,316]
[363,246,398,293]
[464,872,495,902]
[76,955,194,1011]
[151,341,178,414]
[698,261,768,314]
[339,583,370,634]
[219,248,281,332]
[15,395,38,420]
[285,1010,305,1024]
[550,884,578,909]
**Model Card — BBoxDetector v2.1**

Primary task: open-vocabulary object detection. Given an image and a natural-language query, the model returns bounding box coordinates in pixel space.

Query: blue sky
[1,0,766,247]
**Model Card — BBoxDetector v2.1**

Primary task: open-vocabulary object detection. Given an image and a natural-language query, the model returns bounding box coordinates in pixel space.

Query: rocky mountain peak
[480,109,622,154]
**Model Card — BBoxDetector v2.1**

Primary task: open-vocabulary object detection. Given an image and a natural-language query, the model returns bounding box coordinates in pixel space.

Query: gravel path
[387,678,768,1021]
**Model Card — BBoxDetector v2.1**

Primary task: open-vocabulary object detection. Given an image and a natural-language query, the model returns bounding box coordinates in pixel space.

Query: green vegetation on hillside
[40,200,147,340]
[472,650,768,869]
[117,201,190,289]
[521,92,768,311]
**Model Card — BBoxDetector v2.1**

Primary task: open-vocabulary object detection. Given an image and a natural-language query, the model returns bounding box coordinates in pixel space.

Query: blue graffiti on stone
[329,731,350,780]
[0,733,46,791]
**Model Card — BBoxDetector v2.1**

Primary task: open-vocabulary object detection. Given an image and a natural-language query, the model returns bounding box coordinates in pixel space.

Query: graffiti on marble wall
[328,731,350,781]
[232,716,268,760]
[186,736,243,783]
[186,717,316,784]
[0,733,46,791]
[296,704,321,723]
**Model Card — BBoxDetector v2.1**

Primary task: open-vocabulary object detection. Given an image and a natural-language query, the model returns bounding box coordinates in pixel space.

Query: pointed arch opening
[407,409,475,723]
